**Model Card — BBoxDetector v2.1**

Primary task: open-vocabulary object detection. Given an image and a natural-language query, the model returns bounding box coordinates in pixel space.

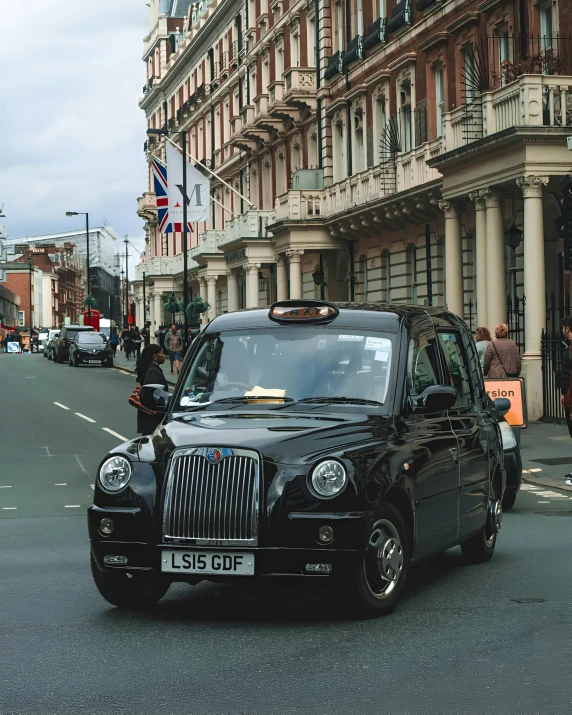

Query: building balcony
[137,192,157,221]
[189,229,227,260]
[275,191,322,222]
[442,74,572,153]
[283,68,317,113]
[253,93,284,138]
[135,253,197,280]
[395,137,444,192]
[221,210,276,247]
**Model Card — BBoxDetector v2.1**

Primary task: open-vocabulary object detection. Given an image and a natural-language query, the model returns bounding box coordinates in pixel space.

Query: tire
[90,553,169,609]
[105,360,113,368]
[343,504,410,617]
[502,488,517,511]
[461,482,501,564]
[74,356,79,367]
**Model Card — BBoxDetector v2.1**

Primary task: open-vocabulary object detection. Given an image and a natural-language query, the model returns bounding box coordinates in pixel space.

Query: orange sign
[484,377,527,428]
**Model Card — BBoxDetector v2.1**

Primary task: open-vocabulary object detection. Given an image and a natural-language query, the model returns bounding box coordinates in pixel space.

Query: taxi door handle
[449,447,459,464]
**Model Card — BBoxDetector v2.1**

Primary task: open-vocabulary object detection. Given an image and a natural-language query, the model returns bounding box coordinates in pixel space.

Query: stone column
[286,249,304,299]
[438,201,463,316]
[517,175,549,421]
[469,191,488,327]
[226,269,239,313]
[482,189,507,329]
[275,254,288,301]
[244,264,260,308]
[153,293,163,330]
[206,275,217,320]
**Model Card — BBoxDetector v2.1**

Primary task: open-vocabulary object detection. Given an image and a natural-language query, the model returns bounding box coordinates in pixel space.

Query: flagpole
[149,153,234,216]
[182,130,189,352]
[163,134,254,208]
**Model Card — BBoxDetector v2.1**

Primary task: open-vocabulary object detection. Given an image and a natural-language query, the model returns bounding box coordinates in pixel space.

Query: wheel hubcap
[364,519,404,600]
[485,498,502,547]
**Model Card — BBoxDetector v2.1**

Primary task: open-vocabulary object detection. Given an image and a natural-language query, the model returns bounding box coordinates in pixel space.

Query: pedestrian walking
[484,324,521,378]
[120,327,130,353]
[109,329,119,357]
[135,344,168,435]
[132,327,143,359]
[559,316,572,438]
[163,323,182,374]
[124,328,134,360]
[474,326,492,370]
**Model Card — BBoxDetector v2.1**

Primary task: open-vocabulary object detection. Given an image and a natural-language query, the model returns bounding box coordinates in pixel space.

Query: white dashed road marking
[0,486,12,489]
[102,427,128,441]
[64,505,81,508]
[75,413,96,423]
[55,483,67,486]
[2,507,17,511]
[527,468,543,473]
[537,501,550,503]
[54,402,69,410]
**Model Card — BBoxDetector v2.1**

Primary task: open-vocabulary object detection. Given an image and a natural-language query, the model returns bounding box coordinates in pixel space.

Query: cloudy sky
[0,1,150,264]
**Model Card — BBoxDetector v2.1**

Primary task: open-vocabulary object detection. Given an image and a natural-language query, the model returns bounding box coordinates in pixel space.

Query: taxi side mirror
[140,384,171,413]
[493,397,511,415]
[410,385,456,414]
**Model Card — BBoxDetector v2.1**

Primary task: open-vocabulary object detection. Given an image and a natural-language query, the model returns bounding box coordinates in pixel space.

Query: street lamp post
[66,211,90,325]
[120,268,125,325]
[142,271,148,344]
[124,236,129,327]
[28,255,33,336]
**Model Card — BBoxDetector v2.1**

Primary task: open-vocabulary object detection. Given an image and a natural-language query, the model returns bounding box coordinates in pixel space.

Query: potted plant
[186,295,210,328]
[164,293,183,324]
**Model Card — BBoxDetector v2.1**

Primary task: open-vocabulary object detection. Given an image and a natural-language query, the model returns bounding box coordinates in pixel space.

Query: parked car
[69,332,113,368]
[44,329,60,359]
[54,325,95,363]
[37,329,50,352]
[89,301,506,615]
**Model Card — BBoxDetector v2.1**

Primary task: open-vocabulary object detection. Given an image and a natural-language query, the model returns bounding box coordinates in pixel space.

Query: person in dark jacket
[135,344,168,435]
[131,327,143,359]
[559,316,572,437]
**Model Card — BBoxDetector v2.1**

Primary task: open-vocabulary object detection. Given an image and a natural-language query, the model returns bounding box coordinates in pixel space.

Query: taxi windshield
[178,328,395,409]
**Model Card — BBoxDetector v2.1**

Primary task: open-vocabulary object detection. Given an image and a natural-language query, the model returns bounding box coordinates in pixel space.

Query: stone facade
[135,0,571,418]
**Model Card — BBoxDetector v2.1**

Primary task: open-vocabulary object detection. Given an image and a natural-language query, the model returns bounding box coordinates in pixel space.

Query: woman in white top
[475,326,492,371]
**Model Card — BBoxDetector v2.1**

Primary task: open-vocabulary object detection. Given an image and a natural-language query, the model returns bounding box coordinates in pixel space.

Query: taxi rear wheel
[461,481,501,564]
[90,553,169,609]
[345,504,410,617]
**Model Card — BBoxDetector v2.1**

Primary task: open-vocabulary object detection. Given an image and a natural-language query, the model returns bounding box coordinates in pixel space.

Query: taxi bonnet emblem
[207,448,222,463]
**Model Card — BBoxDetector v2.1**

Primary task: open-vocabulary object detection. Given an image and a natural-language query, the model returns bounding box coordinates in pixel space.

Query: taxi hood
[136,410,392,466]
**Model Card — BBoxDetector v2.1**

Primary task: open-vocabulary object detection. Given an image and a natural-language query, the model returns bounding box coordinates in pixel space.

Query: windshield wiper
[209,396,295,405]
[295,396,383,406]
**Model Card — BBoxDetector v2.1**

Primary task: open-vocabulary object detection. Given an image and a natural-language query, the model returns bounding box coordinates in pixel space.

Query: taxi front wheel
[344,504,410,617]
[90,553,169,609]
[461,483,501,564]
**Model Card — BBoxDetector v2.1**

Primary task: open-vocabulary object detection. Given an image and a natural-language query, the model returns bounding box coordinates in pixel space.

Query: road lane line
[75,412,96,423]
[54,483,67,486]
[537,501,550,503]
[54,402,70,410]
[64,505,81,508]
[2,507,17,510]
[102,427,128,441]
[0,486,12,489]
[528,468,542,473]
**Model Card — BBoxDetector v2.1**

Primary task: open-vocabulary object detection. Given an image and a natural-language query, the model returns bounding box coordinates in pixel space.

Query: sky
[0,0,150,270]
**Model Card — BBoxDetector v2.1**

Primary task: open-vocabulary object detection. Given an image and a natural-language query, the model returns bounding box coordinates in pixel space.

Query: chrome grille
[163,448,259,545]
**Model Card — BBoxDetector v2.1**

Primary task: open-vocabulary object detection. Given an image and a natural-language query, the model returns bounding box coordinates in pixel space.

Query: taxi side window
[461,329,485,400]
[407,335,440,396]
[437,332,472,407]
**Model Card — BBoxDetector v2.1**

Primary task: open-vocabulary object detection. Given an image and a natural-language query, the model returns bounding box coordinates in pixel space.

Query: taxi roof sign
[269,300,339,323]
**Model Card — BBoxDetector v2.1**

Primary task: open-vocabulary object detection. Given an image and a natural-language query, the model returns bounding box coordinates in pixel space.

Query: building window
[276,45,284,76]
[434,64,445,138]
[379,0,386,19]
[276,149,286,195]
[407,244,418,303]
[384,251,391,301]
[356,0,364,36]
[333,119,346,182]
[353,105,365,173]
[336,1,344,53]
[19,310,24,326]
[292,33,300,68]
[307,17,316,67]
[539,2,555,51]
[463,46,478,103]
[291,142,301,173]
[308,131,318,167]
[375,93,387,163]
[399,81,412,152]
[262,58,270,90]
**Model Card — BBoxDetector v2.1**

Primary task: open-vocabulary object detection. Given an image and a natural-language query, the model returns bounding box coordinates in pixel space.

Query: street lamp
[66,211,91,325]
[28,254,33,336]
[120,268,125,325]
[505,223,523,306]
[147,126,190,351]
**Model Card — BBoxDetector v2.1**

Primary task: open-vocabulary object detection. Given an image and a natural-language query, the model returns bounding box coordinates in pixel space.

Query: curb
[522,472,572,492]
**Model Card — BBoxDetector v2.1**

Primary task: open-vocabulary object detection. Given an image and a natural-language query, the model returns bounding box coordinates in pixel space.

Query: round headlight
[99,456,132,493]
[310,460,347,499]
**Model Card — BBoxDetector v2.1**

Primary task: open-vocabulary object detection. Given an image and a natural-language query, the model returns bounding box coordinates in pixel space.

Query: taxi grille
[162,449,259,545]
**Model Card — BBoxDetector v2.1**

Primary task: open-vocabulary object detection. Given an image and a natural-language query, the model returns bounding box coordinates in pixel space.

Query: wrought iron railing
[364,18,387,52]
[324,51,344,81]
[488,34,572,90]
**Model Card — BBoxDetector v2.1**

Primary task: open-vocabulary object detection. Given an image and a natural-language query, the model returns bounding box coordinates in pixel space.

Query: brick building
[134,0,571,419]
[6,243,84,327]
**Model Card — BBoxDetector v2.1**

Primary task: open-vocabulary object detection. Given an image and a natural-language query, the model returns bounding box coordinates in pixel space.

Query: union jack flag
[151,158,193,234]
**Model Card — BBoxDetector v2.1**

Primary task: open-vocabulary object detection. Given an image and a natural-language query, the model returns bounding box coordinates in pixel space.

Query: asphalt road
[1,353,571,715]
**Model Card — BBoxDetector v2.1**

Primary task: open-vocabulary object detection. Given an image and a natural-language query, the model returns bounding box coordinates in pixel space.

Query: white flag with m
[166,141,210,225]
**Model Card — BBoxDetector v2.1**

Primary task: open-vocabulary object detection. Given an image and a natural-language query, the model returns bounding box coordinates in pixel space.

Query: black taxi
[88,301,505,616]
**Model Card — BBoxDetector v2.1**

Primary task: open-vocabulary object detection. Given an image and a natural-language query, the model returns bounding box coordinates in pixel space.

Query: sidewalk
[519,421,572,492]
[112,349,178,386]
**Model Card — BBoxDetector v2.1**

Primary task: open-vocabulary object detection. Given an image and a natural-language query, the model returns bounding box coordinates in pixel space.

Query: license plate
[161,550,255,575]
[89,360,101,364]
